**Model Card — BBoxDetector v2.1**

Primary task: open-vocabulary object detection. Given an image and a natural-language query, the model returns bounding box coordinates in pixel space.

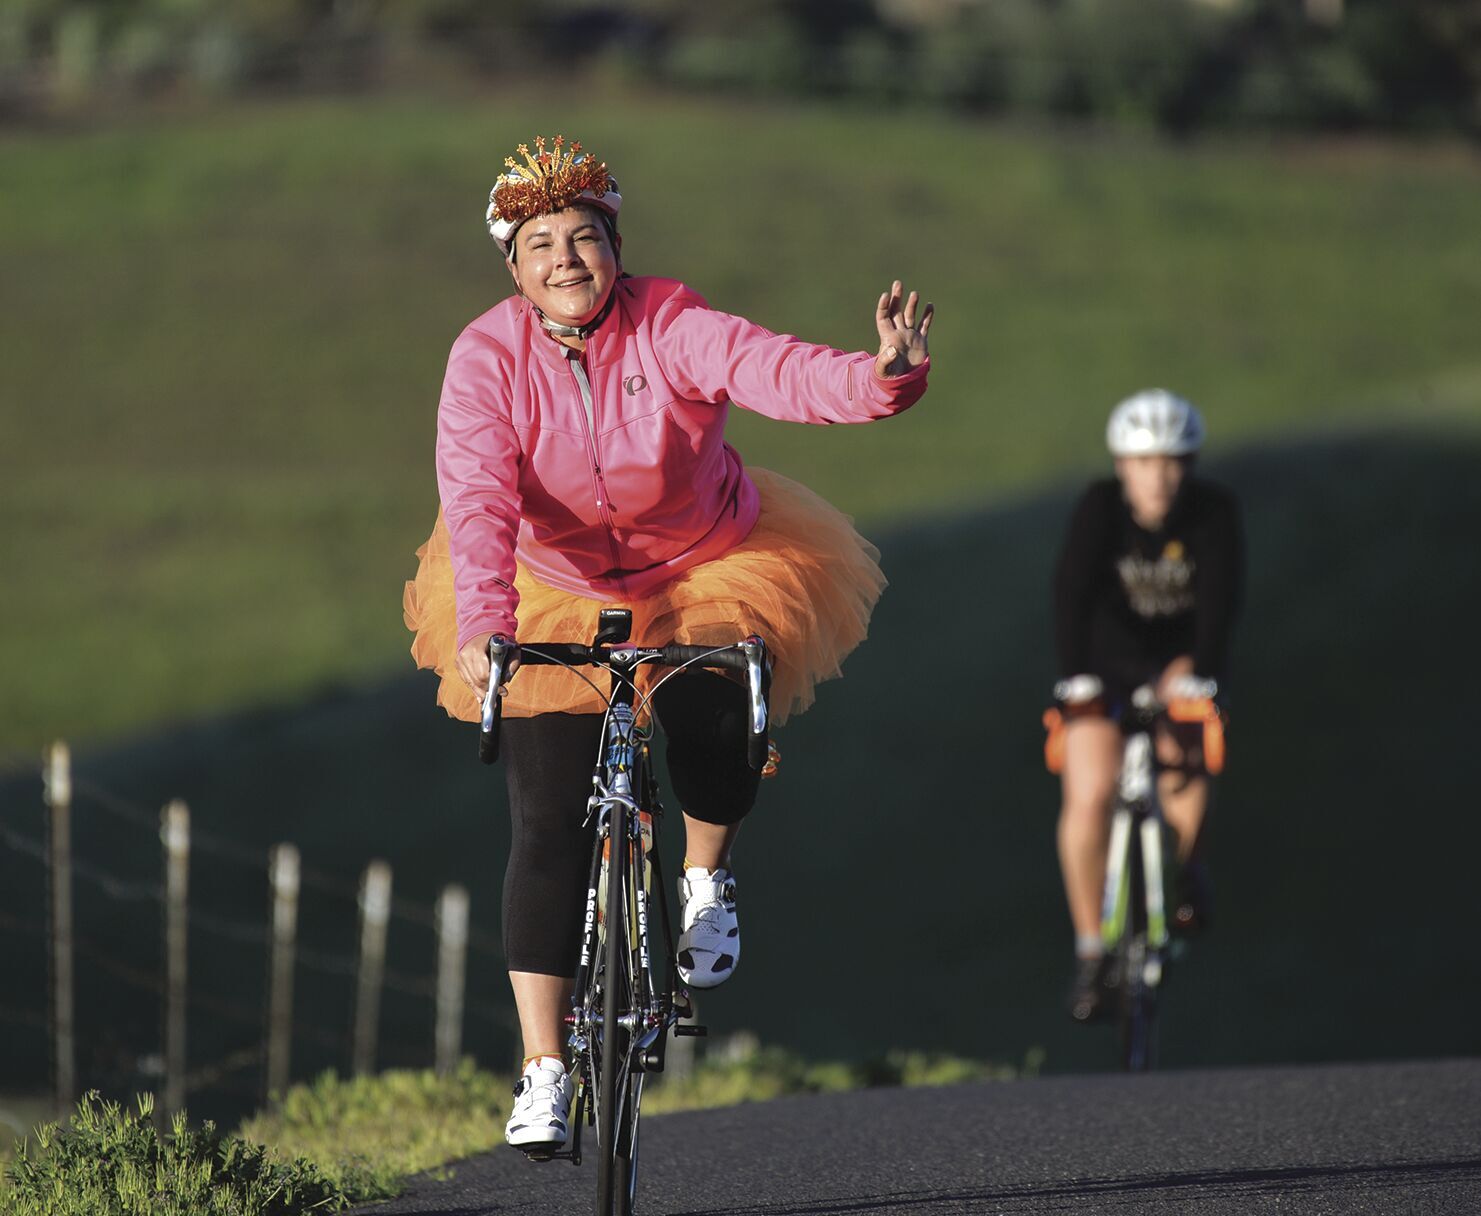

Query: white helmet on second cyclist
[1106,389,1205,457]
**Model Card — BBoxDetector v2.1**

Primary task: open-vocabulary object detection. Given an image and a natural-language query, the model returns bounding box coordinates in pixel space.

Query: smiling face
[505,205,620,332]
[1115,454,1190,529]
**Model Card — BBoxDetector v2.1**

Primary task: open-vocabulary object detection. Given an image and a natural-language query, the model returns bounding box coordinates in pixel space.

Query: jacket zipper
[566,352,616,527]
[566,351,628,588]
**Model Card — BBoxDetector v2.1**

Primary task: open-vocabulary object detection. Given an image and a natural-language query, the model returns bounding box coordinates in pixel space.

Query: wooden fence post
[265,843,300,1103]
[434,884,468,1076]
[161,800,190,1120]
[44,742,75,1121]
[352,860,391,1076]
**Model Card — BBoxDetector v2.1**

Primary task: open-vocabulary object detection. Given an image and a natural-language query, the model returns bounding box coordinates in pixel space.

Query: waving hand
[874,281,934,379]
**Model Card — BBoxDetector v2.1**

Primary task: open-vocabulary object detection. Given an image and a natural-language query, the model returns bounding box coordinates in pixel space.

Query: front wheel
[606,1076,643,1215]
[1116,937,1159,1072]
[1115,828,1160,1072]
[595,804,641,1215]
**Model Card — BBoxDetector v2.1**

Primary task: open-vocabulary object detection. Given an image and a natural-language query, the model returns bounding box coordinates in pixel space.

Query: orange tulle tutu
[402,468,885,726]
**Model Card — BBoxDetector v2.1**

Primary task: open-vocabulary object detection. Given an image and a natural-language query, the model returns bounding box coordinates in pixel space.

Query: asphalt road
[351,1059,1481,1215]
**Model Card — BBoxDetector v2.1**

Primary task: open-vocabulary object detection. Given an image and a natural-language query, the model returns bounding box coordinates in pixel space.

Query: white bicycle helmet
[1106,389,1205,457]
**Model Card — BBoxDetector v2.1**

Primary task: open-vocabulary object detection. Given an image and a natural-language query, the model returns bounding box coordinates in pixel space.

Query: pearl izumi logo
[623,375,649,396]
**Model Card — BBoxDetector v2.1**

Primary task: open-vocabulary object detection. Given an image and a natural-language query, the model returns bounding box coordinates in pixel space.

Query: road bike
[479,608,770,1215]
[1047,678,1224,1071]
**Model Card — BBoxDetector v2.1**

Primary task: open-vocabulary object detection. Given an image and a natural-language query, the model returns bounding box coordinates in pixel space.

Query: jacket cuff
[456,614,519,652]
[873,355,930,384]
[858,354,930,413]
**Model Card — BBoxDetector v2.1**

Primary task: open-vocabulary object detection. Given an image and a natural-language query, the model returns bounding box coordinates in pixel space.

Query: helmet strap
[536,280,620,340]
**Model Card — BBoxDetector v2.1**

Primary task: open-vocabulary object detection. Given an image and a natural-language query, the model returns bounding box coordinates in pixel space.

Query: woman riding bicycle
[1052,390,1243,1023]
[403,136,934,1150]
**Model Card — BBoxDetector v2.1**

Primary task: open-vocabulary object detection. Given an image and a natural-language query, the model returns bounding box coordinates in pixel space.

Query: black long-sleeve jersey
[1053,476,1244,689]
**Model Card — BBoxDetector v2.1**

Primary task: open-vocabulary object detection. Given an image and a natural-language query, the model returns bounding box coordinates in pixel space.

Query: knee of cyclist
[667,759,759,825]
[1059,792,1113,829]
[1154,734,1190,768]
[1155,720,1204,768]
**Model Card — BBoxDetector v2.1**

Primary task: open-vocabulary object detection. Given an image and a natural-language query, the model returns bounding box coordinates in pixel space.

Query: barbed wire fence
[1,742,513,1124]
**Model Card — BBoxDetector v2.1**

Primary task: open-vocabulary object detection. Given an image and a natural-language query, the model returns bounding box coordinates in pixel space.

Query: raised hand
[873,280,934,379]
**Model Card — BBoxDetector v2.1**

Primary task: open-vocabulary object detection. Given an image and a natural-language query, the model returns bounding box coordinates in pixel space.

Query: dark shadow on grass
[6,428,1481,1120]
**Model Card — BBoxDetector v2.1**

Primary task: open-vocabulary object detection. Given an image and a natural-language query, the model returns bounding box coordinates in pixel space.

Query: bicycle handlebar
[1052,677,1222,729]
[1130,677,1219,710]
[479,635,771,769]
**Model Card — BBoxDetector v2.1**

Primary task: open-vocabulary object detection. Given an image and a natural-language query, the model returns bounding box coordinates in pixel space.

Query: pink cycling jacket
[436,276,930,648]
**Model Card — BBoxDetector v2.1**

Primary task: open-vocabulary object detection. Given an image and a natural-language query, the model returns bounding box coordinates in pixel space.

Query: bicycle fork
[1101,815,1170,989]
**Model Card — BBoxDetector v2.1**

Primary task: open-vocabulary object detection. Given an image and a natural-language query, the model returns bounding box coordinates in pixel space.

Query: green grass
[234,1063,504,1200]
[4,90,1481,751]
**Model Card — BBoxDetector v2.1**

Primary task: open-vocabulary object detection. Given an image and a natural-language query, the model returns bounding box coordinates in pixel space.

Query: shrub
[2,1092,354,1216]
[663,16,812,98]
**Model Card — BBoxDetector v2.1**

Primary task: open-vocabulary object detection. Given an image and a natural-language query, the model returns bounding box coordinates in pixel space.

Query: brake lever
[482,635,517,731]
[741,635,768,735]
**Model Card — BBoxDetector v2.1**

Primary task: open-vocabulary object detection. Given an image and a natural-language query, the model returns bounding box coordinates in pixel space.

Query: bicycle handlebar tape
[747,722,769,773]
[477,695,502,765]
[658,644,745,670]
[516,643,594,667]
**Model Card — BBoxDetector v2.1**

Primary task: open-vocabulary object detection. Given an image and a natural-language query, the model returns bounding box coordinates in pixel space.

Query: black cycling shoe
[1067,954,1115,1024]
[1171,861,1213,936]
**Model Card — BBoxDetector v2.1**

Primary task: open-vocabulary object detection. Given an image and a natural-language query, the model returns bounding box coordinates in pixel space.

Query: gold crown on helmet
[489,135,613,230]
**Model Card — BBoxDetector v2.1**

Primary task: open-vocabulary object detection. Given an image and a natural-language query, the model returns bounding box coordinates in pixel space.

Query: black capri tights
[501,672,762,976]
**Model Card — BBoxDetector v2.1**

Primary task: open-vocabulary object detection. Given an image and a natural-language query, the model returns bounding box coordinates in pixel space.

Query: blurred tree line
[2,0,1479,136]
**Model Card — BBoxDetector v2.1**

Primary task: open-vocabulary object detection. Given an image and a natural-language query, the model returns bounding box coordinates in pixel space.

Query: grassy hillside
[3,430,1475,1120]
[4,90,1481,750]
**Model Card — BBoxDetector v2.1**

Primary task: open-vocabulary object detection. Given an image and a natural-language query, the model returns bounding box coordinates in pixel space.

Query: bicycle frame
[481,615,766,1213]
[1100,679,1219,1071]
[1100,720,1171,1073]
[1101,729,1171,980]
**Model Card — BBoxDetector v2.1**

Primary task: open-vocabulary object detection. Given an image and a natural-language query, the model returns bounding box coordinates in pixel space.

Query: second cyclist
[1051,389,1244,1023]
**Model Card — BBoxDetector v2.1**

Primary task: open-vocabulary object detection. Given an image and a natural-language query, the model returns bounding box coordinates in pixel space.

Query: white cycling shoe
[505,1057,573,1151]
[677,865,739,989]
